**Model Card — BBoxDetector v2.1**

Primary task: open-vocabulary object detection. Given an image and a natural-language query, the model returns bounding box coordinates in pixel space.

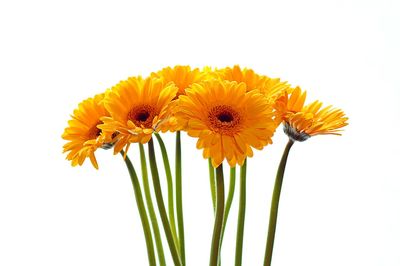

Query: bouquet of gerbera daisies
[62,65,348,266]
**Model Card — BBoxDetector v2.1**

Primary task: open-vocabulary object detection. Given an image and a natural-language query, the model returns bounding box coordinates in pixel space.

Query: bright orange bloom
[152,65,205,97]
[275,87,348,141]
[99,76,178,154]
[62,93,111,169]
[214,65,290,100]
[151,65,206,132]
[175,79,277,167]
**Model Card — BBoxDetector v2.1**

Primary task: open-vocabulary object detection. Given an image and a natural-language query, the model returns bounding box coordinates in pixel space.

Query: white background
[1,0,399,265]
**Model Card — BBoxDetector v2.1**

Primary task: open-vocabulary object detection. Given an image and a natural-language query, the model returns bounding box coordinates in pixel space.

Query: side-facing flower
[215,65,290,101]
[152,65,205,97]
[275,87,349,141]
[151,65,206,132]
[175,79,277,167]
[99,76,178,154]
[264,87,348,266]
[62,93,111,169]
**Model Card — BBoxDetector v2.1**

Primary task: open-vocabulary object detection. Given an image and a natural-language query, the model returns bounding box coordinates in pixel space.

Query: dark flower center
[88,121,102,139]
[127,104,156,128]
[136,111,150,122]
[208,105,241,135]
[217,112,234,123]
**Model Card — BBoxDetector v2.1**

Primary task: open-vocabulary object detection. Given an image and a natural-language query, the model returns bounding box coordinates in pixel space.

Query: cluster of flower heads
[62,65,348,169]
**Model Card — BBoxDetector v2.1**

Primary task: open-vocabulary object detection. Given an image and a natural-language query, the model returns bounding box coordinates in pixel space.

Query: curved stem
[148,139,182,266]
[209,164,225,266]
[121,152,156,266]
[154,133,180,250]
[222,167,236,239]
[176,131,186,265]
[263,139,294,266]
[139,144,166,266]
[235,159,247,266]
[208,159,217,213]
[218,166,236,266]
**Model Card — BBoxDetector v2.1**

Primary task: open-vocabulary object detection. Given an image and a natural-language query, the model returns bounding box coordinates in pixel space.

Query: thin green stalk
[263,139,294,266]
[235,159,247,266]
[121,152,156,266]
[218,166,236,266]
[139,144,166,266]
[209,159,217,213]
[209,164,225,266]
[176,131,186,265]
[148,139,182,266]
[222,167,236,240]
[154,133,180,250]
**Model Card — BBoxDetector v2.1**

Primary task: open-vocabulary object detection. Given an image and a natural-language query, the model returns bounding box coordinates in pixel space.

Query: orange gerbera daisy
[275,87,348,141]
[99,76,178,154]
[152,65,205,97]
[175,79,277,167]
[151,65,205,132]
[62,93,112,169]
[215,65,290,100]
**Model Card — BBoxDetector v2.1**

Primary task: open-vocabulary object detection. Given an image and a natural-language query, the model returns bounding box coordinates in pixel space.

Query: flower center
[87,122,102,139]
[127,105,156,128]
[208,105,241,135]
[217,112,234,123]
[136,110,150,122]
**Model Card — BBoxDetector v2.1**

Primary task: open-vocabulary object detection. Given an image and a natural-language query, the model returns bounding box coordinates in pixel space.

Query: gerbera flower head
[174,79,277,167]
[62,93,112,169]
[99,76,178,154]
[151,65,205,132]
[215,65,290,100]
[152,65,205,97]
[275,87,348,141]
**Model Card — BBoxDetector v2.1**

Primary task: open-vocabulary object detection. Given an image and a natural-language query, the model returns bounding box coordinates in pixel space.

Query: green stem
[235,159,247,266]
[263,139,294,266]
[218,166,236,266]
[154,133,180,251]
[209,158,216,213]
[209,164,225,266]
[176,131,186,265]
[148,139,182,266]
[222,167,236,239]
[121,152,156,266]
[139,144,166,266]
